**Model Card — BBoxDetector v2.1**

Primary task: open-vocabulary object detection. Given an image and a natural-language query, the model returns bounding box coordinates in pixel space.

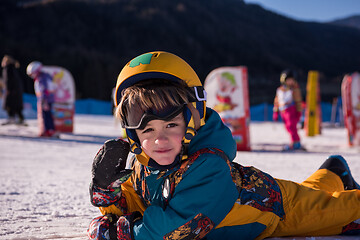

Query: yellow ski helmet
[114,51,207,166]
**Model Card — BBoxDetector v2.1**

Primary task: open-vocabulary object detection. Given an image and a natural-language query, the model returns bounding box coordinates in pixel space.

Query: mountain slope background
[331,14,360,30]
[1,0,360,104]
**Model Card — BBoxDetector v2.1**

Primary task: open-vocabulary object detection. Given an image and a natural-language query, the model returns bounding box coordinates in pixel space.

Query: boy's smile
[135,113,186,166]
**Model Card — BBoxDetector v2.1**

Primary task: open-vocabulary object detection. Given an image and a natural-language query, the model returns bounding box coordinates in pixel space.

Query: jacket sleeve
[98,177,146,217]
[132,155,239,239]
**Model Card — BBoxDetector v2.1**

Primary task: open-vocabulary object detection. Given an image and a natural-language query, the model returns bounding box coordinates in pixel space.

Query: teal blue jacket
[130,108,239,239]
[101,108,284,239]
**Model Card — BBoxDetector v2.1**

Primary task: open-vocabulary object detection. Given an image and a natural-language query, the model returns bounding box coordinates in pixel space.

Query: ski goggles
[121,104,185,130]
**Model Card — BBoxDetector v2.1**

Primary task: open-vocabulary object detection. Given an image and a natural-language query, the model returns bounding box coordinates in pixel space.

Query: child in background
[26,61,56,137]
[273,69,303,150]
[88,52,360,240]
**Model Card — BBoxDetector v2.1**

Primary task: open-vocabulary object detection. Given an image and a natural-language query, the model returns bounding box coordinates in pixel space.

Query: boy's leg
[301,168,344,192]
[301,155,359,191]
[272,179,360,237]
[319,155,360,190]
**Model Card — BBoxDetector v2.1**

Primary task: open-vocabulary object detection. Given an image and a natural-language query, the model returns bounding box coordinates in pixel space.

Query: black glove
[90,138,132,207]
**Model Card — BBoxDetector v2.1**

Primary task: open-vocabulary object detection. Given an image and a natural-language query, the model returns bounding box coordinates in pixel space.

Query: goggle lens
[122,104,184,130]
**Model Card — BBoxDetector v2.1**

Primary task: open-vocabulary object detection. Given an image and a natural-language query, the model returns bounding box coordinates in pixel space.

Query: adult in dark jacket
[1,55,25,125]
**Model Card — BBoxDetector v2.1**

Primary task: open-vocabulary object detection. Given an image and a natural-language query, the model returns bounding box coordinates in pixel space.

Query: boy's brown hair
[115,79,191,121]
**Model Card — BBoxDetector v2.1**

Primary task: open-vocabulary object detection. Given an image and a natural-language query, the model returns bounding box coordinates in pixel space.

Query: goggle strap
[196,101,206,126]
[187,103,200,129]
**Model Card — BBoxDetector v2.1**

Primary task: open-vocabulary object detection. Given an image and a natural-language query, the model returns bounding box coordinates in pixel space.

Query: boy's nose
[155,132,168,144]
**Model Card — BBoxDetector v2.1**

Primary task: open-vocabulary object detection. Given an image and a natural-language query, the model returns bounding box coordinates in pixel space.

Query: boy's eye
[167,123,178,128]
[142,128,153,133]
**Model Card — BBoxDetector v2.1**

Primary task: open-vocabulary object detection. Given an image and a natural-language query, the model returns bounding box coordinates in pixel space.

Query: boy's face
[135,112,186,166]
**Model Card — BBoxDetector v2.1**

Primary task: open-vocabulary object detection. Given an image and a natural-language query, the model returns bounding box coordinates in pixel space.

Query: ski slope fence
[0,94,343,124]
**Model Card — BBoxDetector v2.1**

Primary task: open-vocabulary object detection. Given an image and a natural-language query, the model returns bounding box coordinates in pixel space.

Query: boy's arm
[88,139,149,240]
[90,138,132,209]
[98,176,146,216]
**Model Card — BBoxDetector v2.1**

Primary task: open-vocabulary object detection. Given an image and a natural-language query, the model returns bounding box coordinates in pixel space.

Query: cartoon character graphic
[213,72,238,113]
[52,70,72,103]
[204,66,250,151]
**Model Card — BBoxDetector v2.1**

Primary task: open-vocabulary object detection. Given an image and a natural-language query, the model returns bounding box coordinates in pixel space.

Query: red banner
[342,72,360,146]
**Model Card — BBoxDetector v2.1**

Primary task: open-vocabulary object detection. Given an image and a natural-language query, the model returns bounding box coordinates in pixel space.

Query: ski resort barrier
[1,93,338,123]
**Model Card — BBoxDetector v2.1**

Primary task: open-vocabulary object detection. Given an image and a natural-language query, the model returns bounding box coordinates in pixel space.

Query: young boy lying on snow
[87,51,360,240]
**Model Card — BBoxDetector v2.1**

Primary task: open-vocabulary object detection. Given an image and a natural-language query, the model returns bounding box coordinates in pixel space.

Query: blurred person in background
[273,69,303,151]
[26,61,56,137]
[1,55,25,125]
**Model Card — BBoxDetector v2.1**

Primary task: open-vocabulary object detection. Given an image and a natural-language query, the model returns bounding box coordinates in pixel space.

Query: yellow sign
[305,71,321,136]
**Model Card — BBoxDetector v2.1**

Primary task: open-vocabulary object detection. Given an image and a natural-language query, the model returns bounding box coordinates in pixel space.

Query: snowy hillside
[0,113,359,240]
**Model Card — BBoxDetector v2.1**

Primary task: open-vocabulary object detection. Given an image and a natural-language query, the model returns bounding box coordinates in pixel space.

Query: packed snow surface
[0,115,359,240]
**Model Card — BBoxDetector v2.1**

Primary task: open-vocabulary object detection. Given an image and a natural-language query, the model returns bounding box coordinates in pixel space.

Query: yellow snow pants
[271,168,360,237]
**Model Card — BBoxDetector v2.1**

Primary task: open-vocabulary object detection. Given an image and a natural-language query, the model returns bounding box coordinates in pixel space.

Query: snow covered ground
[0,114,359,240]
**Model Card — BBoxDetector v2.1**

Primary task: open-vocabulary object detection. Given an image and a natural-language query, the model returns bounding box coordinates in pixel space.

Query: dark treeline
[1,0,360,104]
